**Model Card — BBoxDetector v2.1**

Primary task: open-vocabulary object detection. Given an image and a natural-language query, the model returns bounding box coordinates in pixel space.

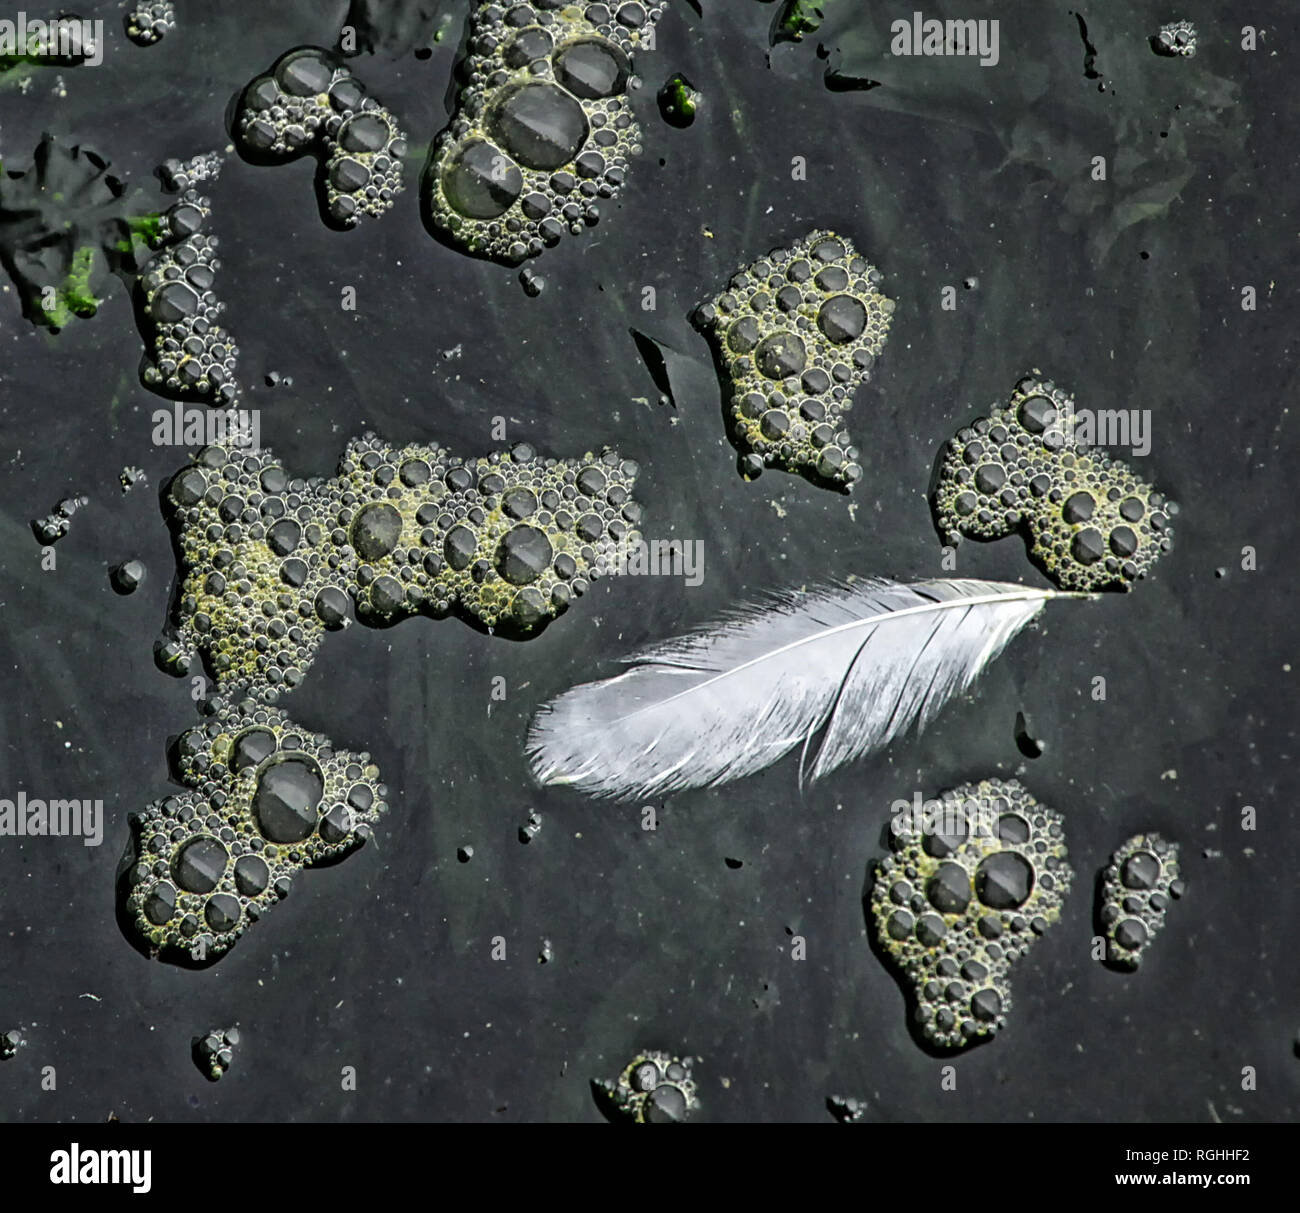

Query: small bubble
[111,559,147,595]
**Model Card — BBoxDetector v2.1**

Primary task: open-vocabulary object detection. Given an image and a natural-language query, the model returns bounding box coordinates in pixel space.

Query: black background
[1,0,1296,1122]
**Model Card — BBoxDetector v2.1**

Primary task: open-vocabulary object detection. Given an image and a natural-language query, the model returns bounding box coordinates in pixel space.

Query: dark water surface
[0,0,1296,1121]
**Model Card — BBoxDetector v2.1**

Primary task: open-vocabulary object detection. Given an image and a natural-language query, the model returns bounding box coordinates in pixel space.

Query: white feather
[526,578,1090,800]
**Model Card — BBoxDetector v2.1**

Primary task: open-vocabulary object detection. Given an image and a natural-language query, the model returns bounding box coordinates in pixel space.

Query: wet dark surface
[0,0,1297,1121]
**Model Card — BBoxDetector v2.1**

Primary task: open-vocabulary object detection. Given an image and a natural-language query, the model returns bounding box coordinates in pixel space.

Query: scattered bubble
[931,375,1176,592]
[1096,833,1183,970]
[592,1050,699,1123]
[30,494,89,545]
[234,47,407,229]
[457,844,474,863]
[110,559,147,595]
[125,1,176,46]
[192,1025,240,1081]
[421,1,665,264]
[0,1029,22,1061]
[119,466,146,493]
[538,938,553,963]
[1151,20,1197,58]
[157,152,220,195]
[867,777,1073,1051]
[518,810,543,844]
[519,266,545,297]
[694,230,893,490]
[826,1093,868,1123]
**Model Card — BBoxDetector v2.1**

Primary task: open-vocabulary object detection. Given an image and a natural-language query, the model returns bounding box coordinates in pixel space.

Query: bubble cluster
[931,375,1177,592]
[1097,833,1183,970]
[158,152,221,194]
[30,494,88,545]
[125,2,176,46]
[693,230,895,489]
[193,1025,240,1081]
[1152,21,1197,57]
[826,1093,868,1123]
[134,157,240,405]
[0,135,136,331]
[868,778,1073,1051]
[422,1,666,264]
[122,696,387,963]
[157,435,642,698]
[234,47,407,229]
[593,1051,699,1123]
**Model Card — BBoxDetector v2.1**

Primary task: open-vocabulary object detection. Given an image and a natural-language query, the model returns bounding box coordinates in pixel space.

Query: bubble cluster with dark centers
[123,695,388,963]
[931,375,1177,592]
[158,151,221,194]
[234,46,407,229]
[593,1051,698,1123]
[156,435,643,698]
[1097,833,1183,970]
[1152,20,1197,57]
[869,778,1073,1051]
[693,230,894,489]
[422,0,665,264]
[125,1,176,46]
[134,153,240,405]
[193,1025,240,1081]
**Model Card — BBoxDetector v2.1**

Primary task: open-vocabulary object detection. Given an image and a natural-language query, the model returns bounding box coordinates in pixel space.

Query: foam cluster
[122,696,387,964]
[422,0,665,264]
[931,375,1176,591]
[1152,21,1196,57]
[693,230,894,488]
[125,2,176,46]
[157,436,643,697]
[134,155,240,405]
[1096,833,1183,969]
[193,1026,240,1081]
[235,47,407,228]
[868,778,1073,1051]
[593,1051,699,1123]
